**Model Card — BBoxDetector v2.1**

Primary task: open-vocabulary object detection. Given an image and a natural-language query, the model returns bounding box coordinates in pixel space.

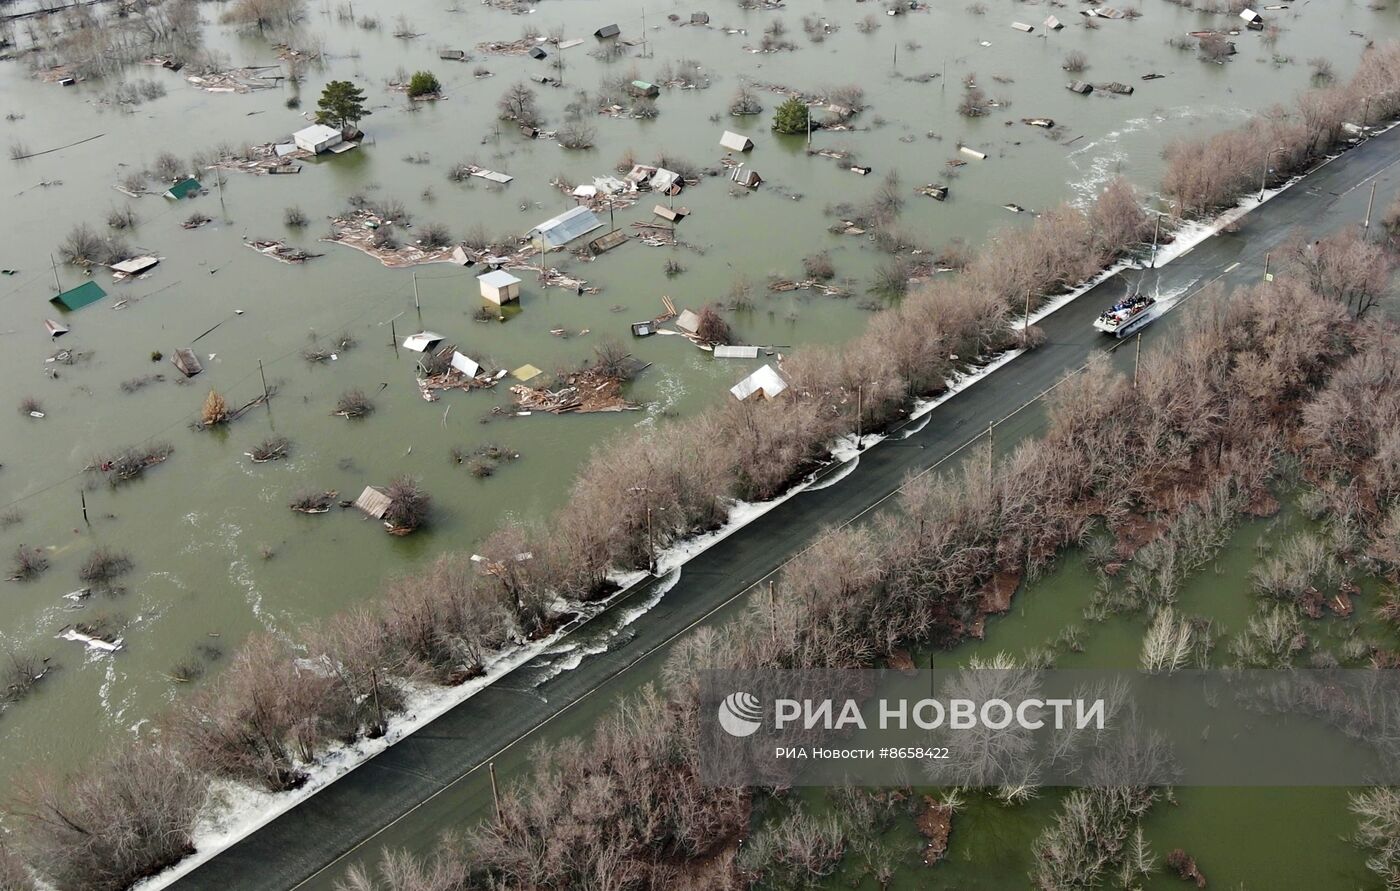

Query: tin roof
[478,269,521,289]
[50,280,106,311]
[528,206,605,248]
[354,486,391,519]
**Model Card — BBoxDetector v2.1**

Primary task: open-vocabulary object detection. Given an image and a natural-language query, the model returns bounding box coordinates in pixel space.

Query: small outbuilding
[403,331,445,352]
[478,269,522,305]
[595,23,621,38]
[112,256,159,278]
[653,204,688,223]
[293,124,344,154]
[720,130,755,152]
[354,486,391,520]
[628,80,661,98]
[1067,81,1094,94]
[528,46,548,60]
[731,166,763,188]
[171,348,203,377]
[163,177,203,200]
[729,364,788,401]
[439,48,467,61]
[50,280,106,311]
[691,12,710,24]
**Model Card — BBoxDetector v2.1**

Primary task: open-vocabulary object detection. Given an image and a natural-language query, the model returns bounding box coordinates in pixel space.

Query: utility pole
[371,667,384,734]
[1133,332,1142,390]
[258,359,268,399]
[806,105,811,147]
[986,422,994,477]
[412,271,420,310]
[1263,252,1272,283]
[1024,288,1032,334]
[488,762,503,824]
[80,489,89,526]
[768,579,776,645]
[390,319,399,358]
[1148,213,1161,269]
[1364,180,1378,236]
[856,383,863,449]
[49,253,60,293]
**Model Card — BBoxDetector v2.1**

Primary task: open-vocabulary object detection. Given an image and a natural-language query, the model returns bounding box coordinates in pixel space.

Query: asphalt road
[176,123,1400,891]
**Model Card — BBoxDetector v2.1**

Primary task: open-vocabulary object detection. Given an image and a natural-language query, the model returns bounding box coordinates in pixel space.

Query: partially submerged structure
[731,165,763,188]
[595,23,621,38]
[171,348,203,377]
[478,269,522,305]
[403,331,445,352]
[111,256,159,278]
[353,486,391,519]
[720,130,755,152]
[293,124,343,155]
[729,364,788,401]
[50,280,105,311]
[163,177,202,200]
[528,206,605,251]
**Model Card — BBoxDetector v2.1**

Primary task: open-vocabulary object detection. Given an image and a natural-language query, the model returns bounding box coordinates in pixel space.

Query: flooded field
[2,0,1400,868]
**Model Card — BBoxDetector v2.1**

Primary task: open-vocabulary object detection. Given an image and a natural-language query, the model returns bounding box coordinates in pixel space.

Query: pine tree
[771,96,809,135]
[315,80,371,131]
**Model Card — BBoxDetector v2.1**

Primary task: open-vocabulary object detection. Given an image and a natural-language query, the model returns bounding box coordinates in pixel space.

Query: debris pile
[186,66,284,93]
[510,363,642,414]
[324,210,460,267]
[246,239,318,264]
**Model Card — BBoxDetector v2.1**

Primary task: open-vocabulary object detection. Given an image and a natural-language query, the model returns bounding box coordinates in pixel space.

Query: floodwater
[0,0,1396,865]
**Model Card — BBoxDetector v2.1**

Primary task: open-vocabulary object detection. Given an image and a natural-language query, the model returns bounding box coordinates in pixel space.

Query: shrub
[694,307,733,345]
[200,389,229,426]
[8,545,48,581]
[406,70,440,97]
[384,476,430,532]
[418,222,453,248]
[78,547,133,587]
[802,252,836,281]
[14,745,205,891]
[284,205,308,227]
[334,389,373,418]
[1063,50,1088,72]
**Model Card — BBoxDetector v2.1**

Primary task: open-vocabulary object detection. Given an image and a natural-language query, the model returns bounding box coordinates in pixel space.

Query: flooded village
[4,0,1400,888]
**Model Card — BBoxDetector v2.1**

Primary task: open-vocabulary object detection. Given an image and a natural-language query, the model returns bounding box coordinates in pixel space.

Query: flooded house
[478,269,522,305]
[293,123,344,154]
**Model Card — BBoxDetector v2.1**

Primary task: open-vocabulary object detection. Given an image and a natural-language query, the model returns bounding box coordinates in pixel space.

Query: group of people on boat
[1096,293,1154,329]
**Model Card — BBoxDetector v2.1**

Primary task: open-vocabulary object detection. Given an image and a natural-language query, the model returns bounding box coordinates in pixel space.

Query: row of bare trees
[333,278,1377,890]
[1162,42,1400,216]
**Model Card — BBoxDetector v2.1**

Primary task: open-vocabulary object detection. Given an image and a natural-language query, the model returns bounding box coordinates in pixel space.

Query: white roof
[450,351,481,377]
[714,345,760,359]
[572,184,599,198]
[293,123,341,143]
[403,331,444,352]
[720,130,754,151]
[675,309,701,334]
[1239,7,1262,19]
[112,256,159,274]
[650,168,681,191]
[471,168,514,184]
[729,364,788,401]
[478,269,521,288]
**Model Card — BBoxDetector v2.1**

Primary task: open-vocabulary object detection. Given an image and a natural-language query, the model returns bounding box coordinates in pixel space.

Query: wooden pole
[372,667,384,733]
[1133,332,1142,390]
[1024,288,1031,332]
[80,489,89,526]
[258,359,268,399]
[1149,213,1161,269]
[986,422,994,476]
[1262,252,1271,282]
[768,579,776,644]
[412,271,420,310]
[50,253,60,293]
[489,761,503,824]
[1364,181,1378,235]
[391,319,399,358]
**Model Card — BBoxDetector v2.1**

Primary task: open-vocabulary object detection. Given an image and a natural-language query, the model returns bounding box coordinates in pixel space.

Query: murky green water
[0,0,1397,867]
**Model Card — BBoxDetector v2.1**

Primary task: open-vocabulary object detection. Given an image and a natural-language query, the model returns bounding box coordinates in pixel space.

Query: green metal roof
[164,177,202,200]
[50,280,106,311]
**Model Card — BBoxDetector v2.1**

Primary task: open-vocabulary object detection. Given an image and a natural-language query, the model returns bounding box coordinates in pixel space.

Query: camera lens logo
[718,691,763,738]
